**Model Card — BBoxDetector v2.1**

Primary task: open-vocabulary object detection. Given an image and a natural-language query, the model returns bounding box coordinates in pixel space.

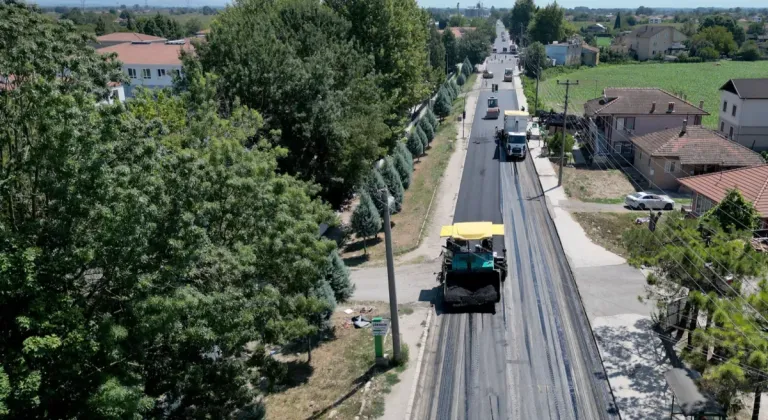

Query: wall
[607,113,699,144]
[122,63,182,97]
[545,44,581,66]
[632,147,680,189]
[719,90,768,150]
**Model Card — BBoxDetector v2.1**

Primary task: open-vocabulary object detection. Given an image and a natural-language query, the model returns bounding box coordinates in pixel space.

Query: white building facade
[718,79,768,151]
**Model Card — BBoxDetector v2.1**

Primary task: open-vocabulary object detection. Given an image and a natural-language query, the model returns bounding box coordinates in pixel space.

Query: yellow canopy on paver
[439,222,505,240]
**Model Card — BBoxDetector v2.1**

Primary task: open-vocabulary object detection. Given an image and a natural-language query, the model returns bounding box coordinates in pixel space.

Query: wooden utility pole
[557,80,579,187]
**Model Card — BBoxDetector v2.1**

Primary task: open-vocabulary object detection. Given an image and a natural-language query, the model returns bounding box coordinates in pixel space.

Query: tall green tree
[700,14,746,45]
[0,3,338,417]
[434,88,453,119]
[351,191,382,254]
[529,2,566,44]
[428,23,447,82]
[419,117,435,142]
[508,0,535,40]
[458,30,491,66]
[442,27,459,71]
[381,157,405,212]
[393,152,413,189]
[192,0,393,207]
[326,0,430,116]
[324,250,354,302]
[523,41,548,77]
[614,11,622,30]
[407,131,425,160]
[363,168,391,217]
[691,26,738,56]
[415,124,429,149]
[426,108,439,130]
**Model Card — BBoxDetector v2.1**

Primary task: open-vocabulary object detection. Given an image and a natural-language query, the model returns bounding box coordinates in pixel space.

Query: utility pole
[380,191,402,362]
[557,80,578,187]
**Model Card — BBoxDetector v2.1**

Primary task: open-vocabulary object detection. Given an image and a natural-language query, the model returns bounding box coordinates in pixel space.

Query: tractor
[485,96,500,119]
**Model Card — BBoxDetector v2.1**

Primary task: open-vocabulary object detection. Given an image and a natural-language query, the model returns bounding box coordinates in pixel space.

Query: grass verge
[264,302,410,420]
[342,74,478,266]
[561,167,635,203]
[571,212,643,257]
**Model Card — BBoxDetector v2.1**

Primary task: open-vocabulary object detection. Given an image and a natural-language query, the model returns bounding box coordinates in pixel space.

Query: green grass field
[595,37,612,47]
[537,61,768,128]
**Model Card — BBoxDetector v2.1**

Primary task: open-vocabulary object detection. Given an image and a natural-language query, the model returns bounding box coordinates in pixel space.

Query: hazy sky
[417,0,744,9]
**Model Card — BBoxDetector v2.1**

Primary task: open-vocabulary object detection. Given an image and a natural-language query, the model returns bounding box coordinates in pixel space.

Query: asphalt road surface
[413,23,618,420]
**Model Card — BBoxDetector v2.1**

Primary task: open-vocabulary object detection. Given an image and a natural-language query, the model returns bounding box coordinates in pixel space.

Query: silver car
[625,192,675,210]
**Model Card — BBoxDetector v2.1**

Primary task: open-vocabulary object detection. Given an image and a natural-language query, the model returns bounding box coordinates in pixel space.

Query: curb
[404,308,433,420]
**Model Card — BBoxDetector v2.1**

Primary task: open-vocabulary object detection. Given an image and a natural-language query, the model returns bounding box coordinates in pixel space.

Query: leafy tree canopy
[529,2,566,45]
[700,14,746,45]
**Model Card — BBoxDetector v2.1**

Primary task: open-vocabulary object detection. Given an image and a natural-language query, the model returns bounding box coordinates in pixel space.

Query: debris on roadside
[352,315,371,329]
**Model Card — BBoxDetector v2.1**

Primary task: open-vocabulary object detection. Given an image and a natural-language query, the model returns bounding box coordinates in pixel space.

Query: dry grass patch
[561,167,635,204]
[264,302,406,420]
[341,75,477,267]
[572,212,644,257]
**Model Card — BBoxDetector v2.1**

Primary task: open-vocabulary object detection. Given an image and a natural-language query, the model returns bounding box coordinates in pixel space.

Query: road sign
[372,319,389,336]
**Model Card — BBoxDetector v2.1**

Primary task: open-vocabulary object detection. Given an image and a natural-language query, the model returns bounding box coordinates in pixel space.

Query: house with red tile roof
[437,26,475,39]
[630,122,764,190]
[95,32,167,49]
[99,39,194,97]
[679,165,768,231]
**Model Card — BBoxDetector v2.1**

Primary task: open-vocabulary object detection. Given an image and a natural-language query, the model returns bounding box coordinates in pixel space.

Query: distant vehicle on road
[493,47,497,53]
[438,222,507,308]
[503,68,513,82]
[483,69,494,79]
[502,46,507,53]
[625,192,675,210]
[509,43,517,55]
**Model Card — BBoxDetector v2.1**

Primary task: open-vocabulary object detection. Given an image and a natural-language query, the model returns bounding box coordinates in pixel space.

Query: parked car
[483,70,494,79]
[625,192,675,210]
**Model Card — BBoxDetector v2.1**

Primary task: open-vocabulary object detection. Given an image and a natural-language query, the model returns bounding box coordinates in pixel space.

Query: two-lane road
[413,23,618,420]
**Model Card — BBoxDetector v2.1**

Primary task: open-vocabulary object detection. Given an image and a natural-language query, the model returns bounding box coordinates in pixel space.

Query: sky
[416,0,750,9]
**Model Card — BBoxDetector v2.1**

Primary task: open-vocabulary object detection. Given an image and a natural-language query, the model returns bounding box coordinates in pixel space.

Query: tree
[747,21,766,36]
[397,141,413,164]
[700,14,746,45]
[441,83,455,102]
[547,131,574,158]
[681,20,697,37]
[201,5,216,15]
[381,157,405,212]
[457,29,491,67]
[326,0,430,117]
[324,250,354,302]
[192,0,393,207]
[529,2,567,45]
[428,24,447,82]
[393,152,413,189]
[626,15,637,26]
[614,12,622,30]
[0,3,340,417]
[426,108,439,131]
[442,27,458,71]
[508,0,535,40]
[636,6,654,16]
[450,79,461,97]
[691,26,738,56]
[415,125,429,149]
[523,41,548,77]
[95,17,107,35]
[457,73,466,86]
[703,189,760,233]
[184,16,202,35]
[351,191,382,254]
[363,168,391,217]
[434,88,452,120]
[407,131,424,160]
[419,117,435,142]
[462,57,472,77]
[737,40,762,61]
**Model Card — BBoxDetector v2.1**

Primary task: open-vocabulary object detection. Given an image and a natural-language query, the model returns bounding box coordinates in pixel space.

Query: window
[652,50,656,55]
[624,117,635,130]
[127,68,137,79]
[110,89,119,100]
[694,194,714,215]
[157,69,166,77]
[720,122,725,132]
[141,68,151,79]
[723,100,728,112]
[664,160,676,173]
[729,127,734,139]
[732,104,737,117]
[614,142,622,153]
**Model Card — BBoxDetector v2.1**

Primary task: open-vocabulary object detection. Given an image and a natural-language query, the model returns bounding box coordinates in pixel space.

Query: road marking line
[404,308,433,420]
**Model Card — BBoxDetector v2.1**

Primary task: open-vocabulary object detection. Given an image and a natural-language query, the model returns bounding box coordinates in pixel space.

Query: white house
[98,39,194,97]
[718,78,768,151]
[545,41,582,66]
[101,82,126,105]
[648,16,663,24]
[752,16,763,23]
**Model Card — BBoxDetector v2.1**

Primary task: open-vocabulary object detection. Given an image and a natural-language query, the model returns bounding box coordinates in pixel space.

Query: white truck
[498,110,529,160]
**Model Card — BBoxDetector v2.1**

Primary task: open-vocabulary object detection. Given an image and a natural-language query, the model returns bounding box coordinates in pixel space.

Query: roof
[632,126,764,166]
[584,88,709,116]
[96,32,166,43]
[98,39,195,66]
[720,78,768,99]
[504,110,529,117]
[440,222,504,240]
[679,165,768,217]
[437,26,476,39]
[630,25,676,39]
[664,368,724,416]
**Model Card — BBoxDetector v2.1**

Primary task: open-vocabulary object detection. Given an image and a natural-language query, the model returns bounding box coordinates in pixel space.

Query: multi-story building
[624,25,687,60]
[718,78,768,151]
[545,40,582,66]
[98,39,194,97]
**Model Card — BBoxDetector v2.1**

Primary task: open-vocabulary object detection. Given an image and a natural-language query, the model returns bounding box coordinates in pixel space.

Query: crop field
[595,37,611,47]
[537,60,768,128]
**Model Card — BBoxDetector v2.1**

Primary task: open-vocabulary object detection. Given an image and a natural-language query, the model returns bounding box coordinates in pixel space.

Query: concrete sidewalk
[514,72,680,420]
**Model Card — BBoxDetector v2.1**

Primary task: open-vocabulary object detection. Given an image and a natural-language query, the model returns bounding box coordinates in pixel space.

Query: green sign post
[372,317,388,363]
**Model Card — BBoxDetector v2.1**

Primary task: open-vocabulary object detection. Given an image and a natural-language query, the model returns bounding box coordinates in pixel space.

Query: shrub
[363,168,390,217]
[547,131,575,158]
[426,108,439,130]
[351,190,382,254]
[324,250,354,302]
[406,132,424,159]
[393,152,413,189]
[450,79,461,96]
[381,156,404,212]
[434,89,452,119]
[415,125,428,149]
[457,73,466,86]
[397,141,413,164]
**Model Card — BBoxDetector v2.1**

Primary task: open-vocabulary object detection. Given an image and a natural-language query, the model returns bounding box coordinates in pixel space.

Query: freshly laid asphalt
[413,23,618,420]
